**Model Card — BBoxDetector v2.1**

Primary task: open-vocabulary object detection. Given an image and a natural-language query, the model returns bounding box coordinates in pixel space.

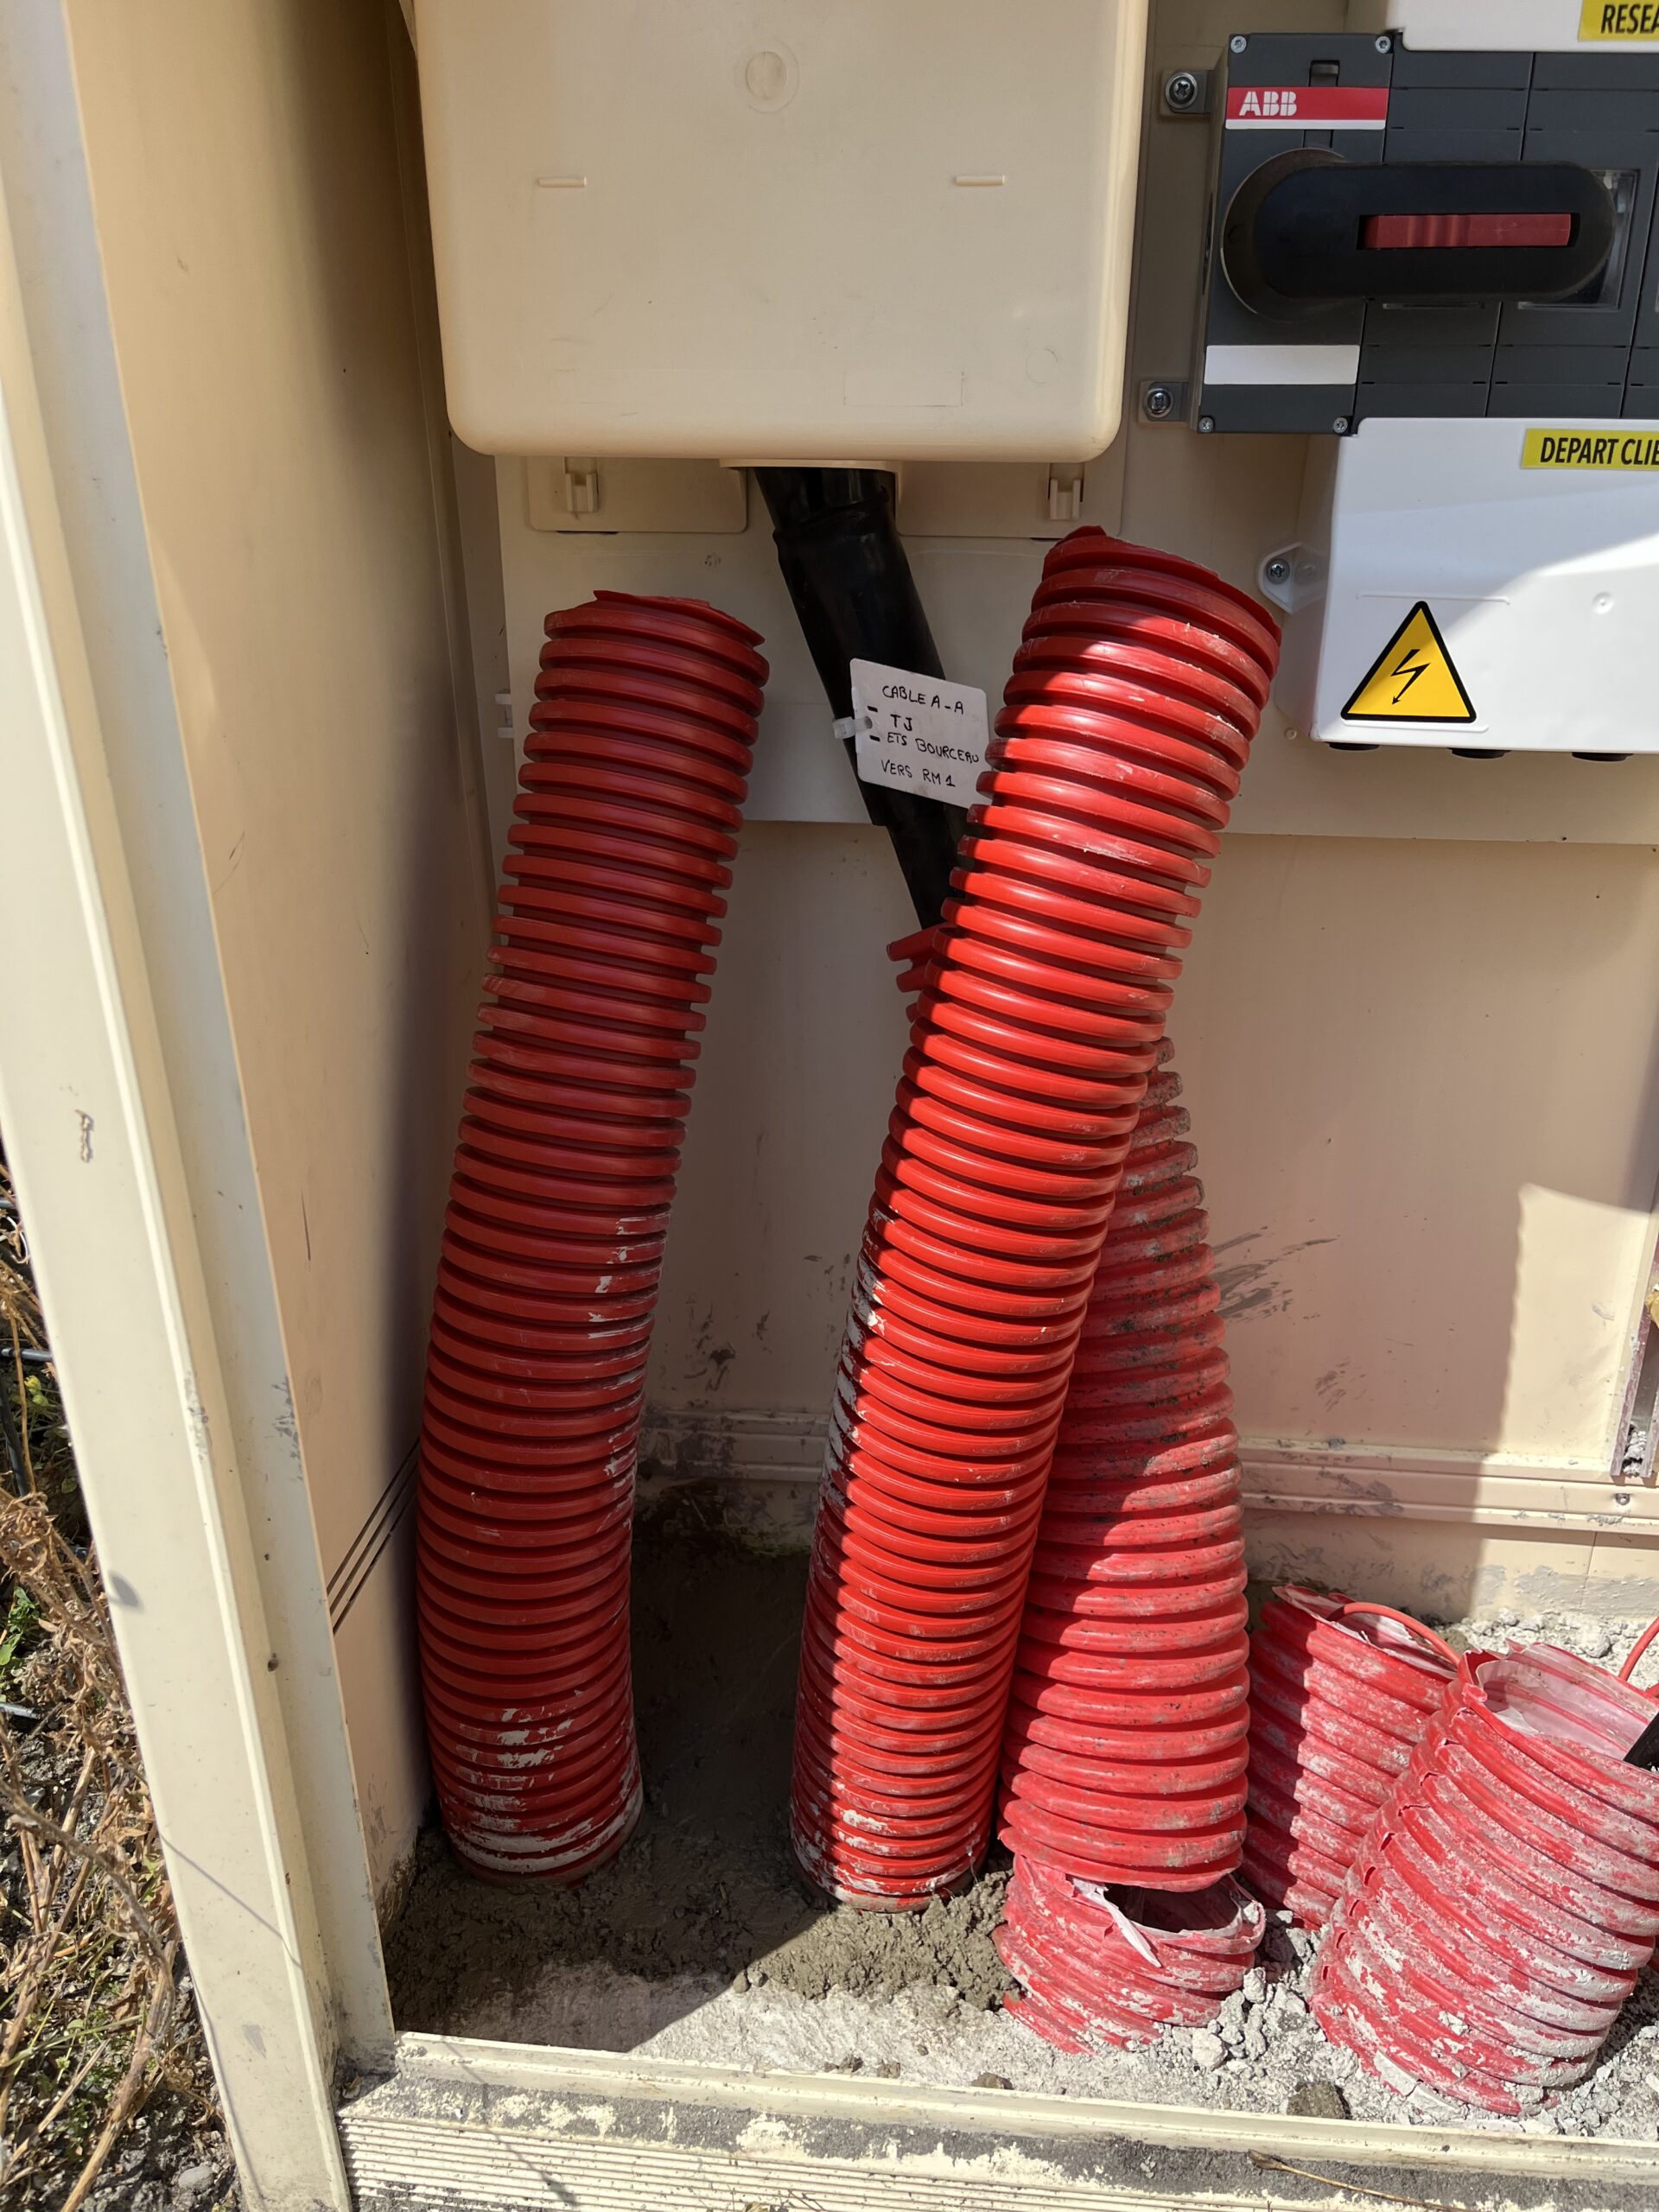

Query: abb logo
[1224,85,1389,129]
[1236,87,1300,117]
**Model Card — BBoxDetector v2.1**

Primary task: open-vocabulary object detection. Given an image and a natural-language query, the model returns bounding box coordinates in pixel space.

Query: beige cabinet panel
[63,0,491,1895]
[647,825,1659,1493]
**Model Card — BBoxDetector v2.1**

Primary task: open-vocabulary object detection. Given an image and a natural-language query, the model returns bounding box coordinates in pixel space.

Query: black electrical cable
[1627,1708,1659,1770]
[0,1382,29,1498]
[757,468,965,930]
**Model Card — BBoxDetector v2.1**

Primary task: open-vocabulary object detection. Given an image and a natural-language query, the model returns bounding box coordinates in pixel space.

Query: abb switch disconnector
[1195,10,1659,753]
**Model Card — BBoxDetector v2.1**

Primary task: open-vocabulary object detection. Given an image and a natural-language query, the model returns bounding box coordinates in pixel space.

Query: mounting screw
[1263,556,1292,587]
[1144,384,1177,420]
[1198,415,1216,434]
[1376,34,1393,51]
[1164,69,1202,111]
[1332,416,1351,434]
[1230,35,1247,53]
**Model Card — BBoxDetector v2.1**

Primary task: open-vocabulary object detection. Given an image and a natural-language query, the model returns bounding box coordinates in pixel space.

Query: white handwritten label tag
[849,659,989,804]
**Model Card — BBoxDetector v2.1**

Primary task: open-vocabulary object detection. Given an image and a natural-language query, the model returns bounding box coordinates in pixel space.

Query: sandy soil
[383,1502,1659,2143]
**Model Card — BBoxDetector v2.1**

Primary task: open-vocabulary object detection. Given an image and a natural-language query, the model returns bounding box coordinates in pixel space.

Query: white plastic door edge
[0,231,353,2211]
[0,4,395,2205]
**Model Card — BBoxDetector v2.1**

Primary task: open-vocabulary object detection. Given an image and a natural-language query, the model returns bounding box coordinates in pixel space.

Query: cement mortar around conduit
[381,1522,1659,2155]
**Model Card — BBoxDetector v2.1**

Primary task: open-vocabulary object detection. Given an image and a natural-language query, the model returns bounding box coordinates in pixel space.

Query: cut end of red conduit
[1310,1639,1659,2113]
[998,1859,1264,2051]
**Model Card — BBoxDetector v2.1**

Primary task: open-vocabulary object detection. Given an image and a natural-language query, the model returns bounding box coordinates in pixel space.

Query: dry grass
[0,1159,218,2209]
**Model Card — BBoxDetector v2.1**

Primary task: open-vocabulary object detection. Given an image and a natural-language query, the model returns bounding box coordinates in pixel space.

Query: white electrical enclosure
[1376,0,1659,50]
[411,0,1148,463]
[1276,415,1659,753]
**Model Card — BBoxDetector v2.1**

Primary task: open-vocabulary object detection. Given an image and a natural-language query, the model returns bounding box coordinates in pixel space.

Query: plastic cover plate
[413,0,1147,463]
[1300,415,1659,753]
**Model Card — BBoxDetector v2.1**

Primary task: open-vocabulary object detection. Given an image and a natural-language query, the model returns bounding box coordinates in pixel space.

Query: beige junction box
[411,0,1149,462]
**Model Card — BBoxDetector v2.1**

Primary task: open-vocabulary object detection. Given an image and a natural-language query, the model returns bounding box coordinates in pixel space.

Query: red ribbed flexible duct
[1243,1588,1457,1928]
[416,592,767,1882]
[1312,1637,1659,2112]
[999,1859,1263,2052]
[790,531,1279,1907]
[995,1055,1259,2046]
[999,1052,1249,1893]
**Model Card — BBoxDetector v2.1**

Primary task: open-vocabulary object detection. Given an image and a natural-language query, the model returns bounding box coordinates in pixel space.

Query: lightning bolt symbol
[1389,648,1428,704]
[1389,645,1433,698]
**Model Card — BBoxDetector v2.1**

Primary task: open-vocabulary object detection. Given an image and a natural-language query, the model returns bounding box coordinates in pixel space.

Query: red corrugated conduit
[994,1054,1260,2045]
[999,1052,1250,1893]
[999,1859,1264,2053]
[417,592,767,1882]
[1311,1632,1659,2111]
[1243,1587,1458,1928]
[790,531,1279,1907]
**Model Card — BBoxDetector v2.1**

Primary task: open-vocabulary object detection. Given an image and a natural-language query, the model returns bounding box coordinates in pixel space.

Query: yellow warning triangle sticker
[1341,602,1477,725]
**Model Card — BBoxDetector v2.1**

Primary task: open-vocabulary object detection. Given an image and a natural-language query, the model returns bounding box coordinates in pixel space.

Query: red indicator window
[1362,213,1575,250]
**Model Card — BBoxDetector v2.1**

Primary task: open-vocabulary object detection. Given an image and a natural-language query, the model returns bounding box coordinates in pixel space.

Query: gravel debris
[1287,2079,1350,2120]
[402,1560,1659,2146]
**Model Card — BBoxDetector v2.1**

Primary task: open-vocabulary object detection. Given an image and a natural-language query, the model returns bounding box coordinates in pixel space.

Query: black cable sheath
[757,467,964,930]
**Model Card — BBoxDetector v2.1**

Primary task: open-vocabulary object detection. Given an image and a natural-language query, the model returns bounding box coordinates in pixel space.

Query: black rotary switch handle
[1224,152,1618,319]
